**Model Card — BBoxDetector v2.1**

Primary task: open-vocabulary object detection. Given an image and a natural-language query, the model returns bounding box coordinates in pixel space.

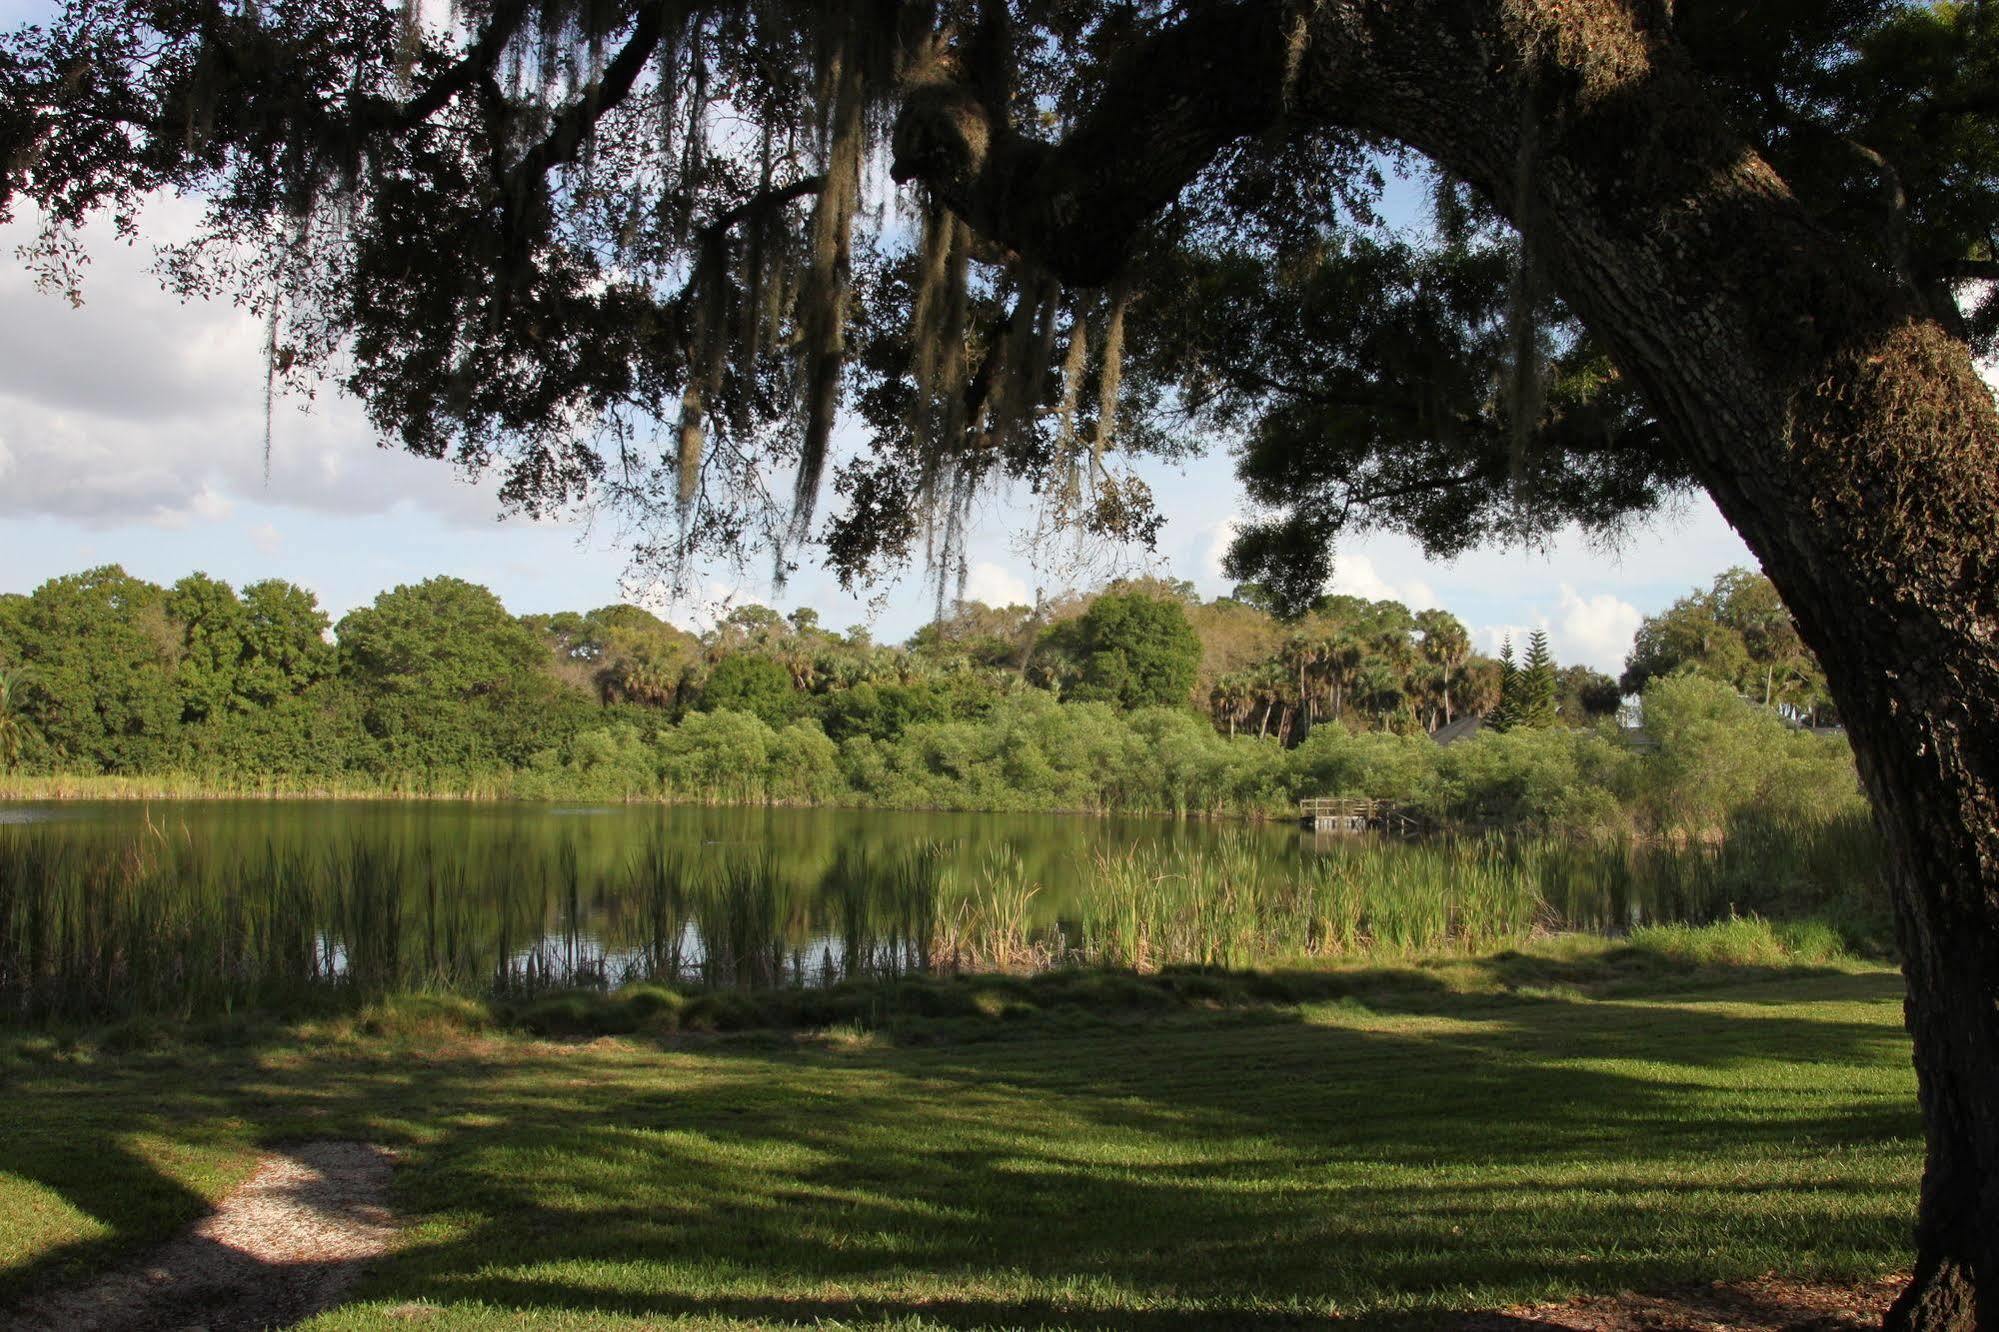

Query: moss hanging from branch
[1053,307,1090,494]
[908,199,954,435]
[1504,107,1546,492]
[676,255,728,513]
[1092,278,1131,473]
[790,22,868,544]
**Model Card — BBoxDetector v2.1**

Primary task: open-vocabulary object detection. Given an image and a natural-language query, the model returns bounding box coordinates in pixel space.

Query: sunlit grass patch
[0,949,1919,1330]
[1627,914,1854,968]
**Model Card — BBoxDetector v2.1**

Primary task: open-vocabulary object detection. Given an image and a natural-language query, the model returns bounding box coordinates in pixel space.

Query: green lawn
[0,948,1921,1330]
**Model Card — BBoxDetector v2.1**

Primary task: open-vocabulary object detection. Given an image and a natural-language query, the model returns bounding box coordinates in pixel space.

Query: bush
[698,655,799,727]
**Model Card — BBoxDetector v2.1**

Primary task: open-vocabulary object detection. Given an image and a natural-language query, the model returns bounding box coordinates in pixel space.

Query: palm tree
[1209,673,1255,737]
[1350,657,1403,731]
[0,669,28,772]
[1415,610,1472,729]
[777,640,819,692]
[1246,663,1284,740]
[608,650,684,710]
[1319,630,1365,729]
[1280,632,1319,743]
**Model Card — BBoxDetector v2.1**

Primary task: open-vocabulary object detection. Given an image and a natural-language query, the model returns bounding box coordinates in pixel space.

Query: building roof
[1430,714,1484,746]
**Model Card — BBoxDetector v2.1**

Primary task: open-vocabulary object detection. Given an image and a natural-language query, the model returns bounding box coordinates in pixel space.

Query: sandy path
[3,1141,396,1332]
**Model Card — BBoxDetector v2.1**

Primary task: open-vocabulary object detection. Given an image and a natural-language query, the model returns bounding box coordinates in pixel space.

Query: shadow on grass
[0,961,1918,1330]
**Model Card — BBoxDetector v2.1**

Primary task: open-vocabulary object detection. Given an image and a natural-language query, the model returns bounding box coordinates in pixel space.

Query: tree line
[0,563,1847,830]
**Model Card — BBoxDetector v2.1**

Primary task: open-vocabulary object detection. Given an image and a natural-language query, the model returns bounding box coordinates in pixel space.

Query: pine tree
[1517,631,1559,729]
[1489,636,1519,732]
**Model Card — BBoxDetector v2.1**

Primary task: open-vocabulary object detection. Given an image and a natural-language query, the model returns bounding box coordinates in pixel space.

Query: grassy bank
[0,937,1918,1329]
[0,773,558,802]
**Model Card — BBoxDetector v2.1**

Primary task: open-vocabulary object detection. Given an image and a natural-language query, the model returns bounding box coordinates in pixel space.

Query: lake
[0,800,1879,1018]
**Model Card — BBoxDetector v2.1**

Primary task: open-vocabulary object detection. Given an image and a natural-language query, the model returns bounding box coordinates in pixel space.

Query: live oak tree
[1553,664,1621,726]
[337,575,568,769]
[1060,586,1203,708]
[6,0,1999,1323]
[0,567,183,771]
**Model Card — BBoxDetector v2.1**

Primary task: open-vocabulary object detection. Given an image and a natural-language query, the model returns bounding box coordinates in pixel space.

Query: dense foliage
[0,564,1857,832]
[1622,568,1837,725]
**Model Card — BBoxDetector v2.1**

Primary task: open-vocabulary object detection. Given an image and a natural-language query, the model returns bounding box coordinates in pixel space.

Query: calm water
[0,801,1876,1014]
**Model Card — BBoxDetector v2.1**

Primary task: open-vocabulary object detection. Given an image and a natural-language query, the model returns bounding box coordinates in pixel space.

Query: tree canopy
[1059,588,1202,709]
[6,2,1992,603]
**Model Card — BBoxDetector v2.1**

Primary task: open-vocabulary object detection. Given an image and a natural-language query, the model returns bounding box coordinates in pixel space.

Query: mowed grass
[0,944,1920,1330]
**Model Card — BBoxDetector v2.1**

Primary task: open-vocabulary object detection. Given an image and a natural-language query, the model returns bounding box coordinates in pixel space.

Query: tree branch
[509,3,668,192]
[1341,460,1503,509]
[398,0,533,129]
[1934,258,1999,283]
[695,174,824,245]
[890,2,1294,285]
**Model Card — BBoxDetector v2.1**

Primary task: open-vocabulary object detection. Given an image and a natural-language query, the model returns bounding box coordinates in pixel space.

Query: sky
[0,193,1764,675]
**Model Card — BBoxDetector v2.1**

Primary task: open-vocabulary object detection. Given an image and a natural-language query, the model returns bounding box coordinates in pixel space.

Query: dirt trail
[3,1141,396,1332]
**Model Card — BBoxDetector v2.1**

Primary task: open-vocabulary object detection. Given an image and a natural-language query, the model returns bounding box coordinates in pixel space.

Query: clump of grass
[938,846,1056,972]
[1071,834,1546,970]
[1627,915,1852,968]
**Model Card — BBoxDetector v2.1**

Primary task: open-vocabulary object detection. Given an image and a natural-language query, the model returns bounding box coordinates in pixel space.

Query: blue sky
[0,30,1764,674]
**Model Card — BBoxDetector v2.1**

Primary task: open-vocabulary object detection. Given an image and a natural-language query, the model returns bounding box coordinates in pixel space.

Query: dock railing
[1297,797,1421,835]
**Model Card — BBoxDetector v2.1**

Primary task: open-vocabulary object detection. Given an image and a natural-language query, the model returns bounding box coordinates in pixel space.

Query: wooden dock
[1297,797,1418,835]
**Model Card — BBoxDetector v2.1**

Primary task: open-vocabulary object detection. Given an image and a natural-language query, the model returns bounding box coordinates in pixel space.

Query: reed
[0,811,1888,1021]
[937,846,1055,973]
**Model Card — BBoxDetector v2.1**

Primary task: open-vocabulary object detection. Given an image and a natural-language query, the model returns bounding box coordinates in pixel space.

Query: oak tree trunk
[898,5,1999,1323]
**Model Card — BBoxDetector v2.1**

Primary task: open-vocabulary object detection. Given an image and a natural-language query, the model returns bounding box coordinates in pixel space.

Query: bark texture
[894,4,1999,1328]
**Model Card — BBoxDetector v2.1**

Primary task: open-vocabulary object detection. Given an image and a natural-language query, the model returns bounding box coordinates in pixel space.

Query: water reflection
[0,800,1880,1018]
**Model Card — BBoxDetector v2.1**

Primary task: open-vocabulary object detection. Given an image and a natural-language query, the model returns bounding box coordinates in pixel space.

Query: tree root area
[1469,1273,1909,1330]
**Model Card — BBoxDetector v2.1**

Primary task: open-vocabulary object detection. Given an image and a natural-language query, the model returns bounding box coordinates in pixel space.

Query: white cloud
[1474,585,1642,676]
[1329,554,1439,610]
[0,203,516,531]
[150,483,235,530]
[1201,515,1241,584]
[963,560,1031,608]
[249,522,283,555]
[1554,583,1643,676]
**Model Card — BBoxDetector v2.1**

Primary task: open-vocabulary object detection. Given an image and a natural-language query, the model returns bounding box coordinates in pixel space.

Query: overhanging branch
[890,2,1295,286]
[509,2,669,192]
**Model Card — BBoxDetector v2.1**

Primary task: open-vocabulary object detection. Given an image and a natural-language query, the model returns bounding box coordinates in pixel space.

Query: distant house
[1430,713,1665,751]
[1619,725,1660,753]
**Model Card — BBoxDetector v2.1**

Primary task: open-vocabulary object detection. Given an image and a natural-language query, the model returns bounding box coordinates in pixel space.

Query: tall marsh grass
[0,810,1887,1021]
[1074,835,1545,969]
